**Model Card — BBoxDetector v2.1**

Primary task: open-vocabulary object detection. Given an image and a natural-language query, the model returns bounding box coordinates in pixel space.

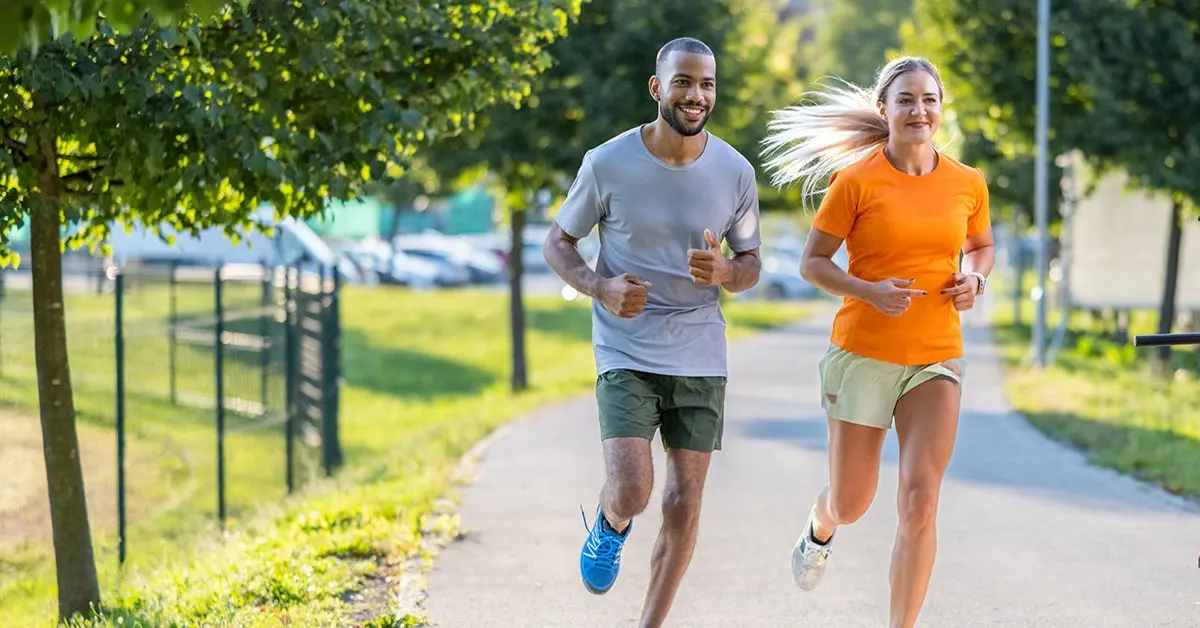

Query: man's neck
[641,119,707,167]
[883,141,938,176]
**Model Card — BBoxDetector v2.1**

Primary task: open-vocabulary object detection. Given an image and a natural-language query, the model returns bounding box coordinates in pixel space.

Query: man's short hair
[655,37,714,76]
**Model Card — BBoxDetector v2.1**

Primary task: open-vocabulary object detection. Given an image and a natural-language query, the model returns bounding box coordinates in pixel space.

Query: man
[543,36,763,627]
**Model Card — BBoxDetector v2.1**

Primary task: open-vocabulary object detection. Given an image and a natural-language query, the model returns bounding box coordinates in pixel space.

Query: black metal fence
[0,258,342,565]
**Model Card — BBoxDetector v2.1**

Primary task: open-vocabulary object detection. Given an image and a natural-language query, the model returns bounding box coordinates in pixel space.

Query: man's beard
[660,100,710,137]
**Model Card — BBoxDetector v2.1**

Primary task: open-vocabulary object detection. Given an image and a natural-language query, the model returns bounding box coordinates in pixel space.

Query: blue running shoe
[579,505,630,594]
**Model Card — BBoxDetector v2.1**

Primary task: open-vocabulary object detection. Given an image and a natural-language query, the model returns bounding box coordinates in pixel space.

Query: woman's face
[879,70,942,146]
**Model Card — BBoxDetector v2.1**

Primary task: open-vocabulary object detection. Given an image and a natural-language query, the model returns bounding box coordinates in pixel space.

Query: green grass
[0,272,319,625]
[1,284,814,628]
[988,272,1200,502]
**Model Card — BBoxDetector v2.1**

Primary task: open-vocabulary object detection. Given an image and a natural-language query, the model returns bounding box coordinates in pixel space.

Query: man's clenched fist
[598,273,652,318]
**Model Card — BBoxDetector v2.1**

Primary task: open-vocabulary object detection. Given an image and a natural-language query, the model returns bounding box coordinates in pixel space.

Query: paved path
[423,304,1200,627]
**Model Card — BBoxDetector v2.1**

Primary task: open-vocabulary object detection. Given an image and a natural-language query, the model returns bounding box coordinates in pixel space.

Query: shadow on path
[734,411,1200,516]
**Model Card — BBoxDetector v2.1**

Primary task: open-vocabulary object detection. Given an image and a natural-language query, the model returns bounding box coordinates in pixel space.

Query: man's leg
[599,437,654,534]
[638,447,711,628]
[636,374,724,628]
[581,370,660,594]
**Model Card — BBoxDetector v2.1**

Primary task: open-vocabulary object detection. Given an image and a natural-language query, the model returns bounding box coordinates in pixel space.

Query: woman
[760,56,995,628]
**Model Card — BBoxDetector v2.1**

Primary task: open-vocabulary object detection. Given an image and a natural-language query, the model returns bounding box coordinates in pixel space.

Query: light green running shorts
[818,344,965,430]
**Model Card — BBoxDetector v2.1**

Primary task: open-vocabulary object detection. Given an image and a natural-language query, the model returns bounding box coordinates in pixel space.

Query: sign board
[1067,169,1200,310]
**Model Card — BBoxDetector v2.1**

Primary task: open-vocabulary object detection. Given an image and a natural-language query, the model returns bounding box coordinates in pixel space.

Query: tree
[796,0,1060,228]
[899,2,1063,231]
[0,1,230,53]
[802,0,913,89]
[911,0,1200,364]
[423,0,806,390]
[0,1,575,621]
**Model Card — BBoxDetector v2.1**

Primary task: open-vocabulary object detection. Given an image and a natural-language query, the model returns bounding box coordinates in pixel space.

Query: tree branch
[58,153,105,164]
[64,177,123,191]
[61,167,106,184]
[61,187,98,201]
[1,135,26,155]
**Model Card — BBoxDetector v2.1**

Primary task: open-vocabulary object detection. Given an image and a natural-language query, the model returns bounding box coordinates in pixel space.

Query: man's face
[650,52,717,137]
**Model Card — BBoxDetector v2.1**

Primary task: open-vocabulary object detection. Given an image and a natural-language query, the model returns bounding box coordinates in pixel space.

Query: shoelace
[580,505,622,564]
[803,536,832,560]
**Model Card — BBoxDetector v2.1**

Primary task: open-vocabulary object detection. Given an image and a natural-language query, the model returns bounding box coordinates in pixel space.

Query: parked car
[751,253,816,300]
[395,232,506,284]
[103,206,365,282]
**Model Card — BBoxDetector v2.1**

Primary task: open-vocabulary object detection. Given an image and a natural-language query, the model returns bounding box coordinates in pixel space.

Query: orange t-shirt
[810,147,991,366]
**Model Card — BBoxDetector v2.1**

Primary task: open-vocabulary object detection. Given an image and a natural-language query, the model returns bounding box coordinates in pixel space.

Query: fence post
[169,261,179,405]
[320,266,343,475]
[283,266,296,494]
[214,265,226,523]
[260,262,271,414]
[115,271,127,565]
[330,267,342,468]
[0,268,5,378]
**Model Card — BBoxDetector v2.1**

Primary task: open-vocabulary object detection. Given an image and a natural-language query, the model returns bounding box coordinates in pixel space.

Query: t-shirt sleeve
[967,168,992,236]
[810,171,858,239]
[554,152,605,239]
[726,166,762,253]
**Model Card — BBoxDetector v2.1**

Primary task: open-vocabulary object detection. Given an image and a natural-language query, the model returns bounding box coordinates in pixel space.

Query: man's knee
[607,474,654,518]
[659,448,711,530]
[602,436,655,518]
[660,484,703,530]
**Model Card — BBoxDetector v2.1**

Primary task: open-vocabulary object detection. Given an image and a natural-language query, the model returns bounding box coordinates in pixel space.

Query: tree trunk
[31,138,101,621]
[1155,197,1185,368]
[387,205,403,241]
[509,206,528,392]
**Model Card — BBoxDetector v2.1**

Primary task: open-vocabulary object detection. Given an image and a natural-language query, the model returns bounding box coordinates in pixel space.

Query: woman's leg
[888,377,961,628]
[813,418,887,540]
[792,416,887,590]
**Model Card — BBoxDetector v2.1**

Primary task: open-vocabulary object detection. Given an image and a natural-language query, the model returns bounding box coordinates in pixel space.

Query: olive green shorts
[818,344,965,430]
[596,369,727,452]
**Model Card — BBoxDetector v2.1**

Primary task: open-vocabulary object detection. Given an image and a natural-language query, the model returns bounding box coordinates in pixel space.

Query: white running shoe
[791,504,834,591]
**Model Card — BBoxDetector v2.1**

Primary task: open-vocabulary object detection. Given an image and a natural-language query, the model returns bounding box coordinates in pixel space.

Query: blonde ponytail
[760,56,945,210]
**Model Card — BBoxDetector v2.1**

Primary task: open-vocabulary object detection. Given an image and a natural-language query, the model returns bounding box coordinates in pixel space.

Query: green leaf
[0,0,582,262]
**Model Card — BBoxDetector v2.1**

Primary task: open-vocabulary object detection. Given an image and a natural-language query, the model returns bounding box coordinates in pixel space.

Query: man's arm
[721,248,761,293]
[714,165,762,293]
[544,223,649,318]
[543,222,605,299]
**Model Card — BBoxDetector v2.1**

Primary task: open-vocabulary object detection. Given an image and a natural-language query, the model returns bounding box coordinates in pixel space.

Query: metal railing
[0,258,342,565]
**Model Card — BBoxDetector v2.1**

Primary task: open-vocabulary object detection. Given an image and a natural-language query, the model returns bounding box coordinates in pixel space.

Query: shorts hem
[663,442,722,453]
[597,364,729,379]
[827,412,892,431]
[599,430,656,442]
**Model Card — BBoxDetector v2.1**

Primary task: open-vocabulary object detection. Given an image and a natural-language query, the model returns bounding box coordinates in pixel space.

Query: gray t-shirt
[555,125,762,378]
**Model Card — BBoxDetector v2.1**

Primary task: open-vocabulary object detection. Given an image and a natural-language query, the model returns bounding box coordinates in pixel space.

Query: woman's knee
[825,418,886,525]
[828,487,873,525]
[897,481,941,533]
